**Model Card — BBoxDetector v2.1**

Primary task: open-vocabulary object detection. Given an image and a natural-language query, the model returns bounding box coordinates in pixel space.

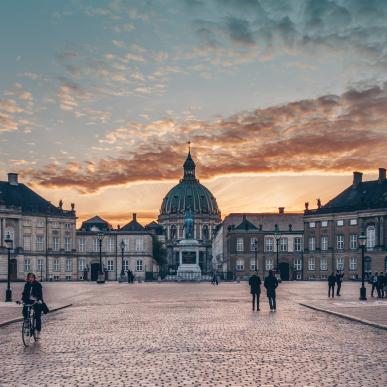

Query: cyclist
[22,273,44,339]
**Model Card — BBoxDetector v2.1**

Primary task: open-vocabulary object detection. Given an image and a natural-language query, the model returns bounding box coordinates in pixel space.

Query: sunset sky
[1,0,386,227]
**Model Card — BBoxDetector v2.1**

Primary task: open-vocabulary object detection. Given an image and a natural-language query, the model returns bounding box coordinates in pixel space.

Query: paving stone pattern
[0,282,386,386]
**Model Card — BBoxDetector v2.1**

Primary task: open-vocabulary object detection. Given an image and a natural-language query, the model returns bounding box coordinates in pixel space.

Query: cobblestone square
[0,281,386,387]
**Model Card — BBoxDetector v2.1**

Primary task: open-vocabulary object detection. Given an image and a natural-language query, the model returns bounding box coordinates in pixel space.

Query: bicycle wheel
[22,319,31,347]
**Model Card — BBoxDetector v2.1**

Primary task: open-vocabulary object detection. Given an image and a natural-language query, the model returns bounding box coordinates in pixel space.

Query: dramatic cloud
[192,0,387,67]
[19,83,387,193]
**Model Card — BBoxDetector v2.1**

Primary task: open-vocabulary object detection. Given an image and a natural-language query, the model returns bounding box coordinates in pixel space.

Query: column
[379,216,384,248]
[196,249,199,265]
[179,250,182,266]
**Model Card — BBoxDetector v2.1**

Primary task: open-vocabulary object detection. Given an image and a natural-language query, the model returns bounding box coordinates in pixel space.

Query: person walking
[371,272,378,297]
[264,270,278,311]
[328,272,336,298]
[21,273,44,340]
[376,272,386,298]
[249,271,261,311]
[335,270,344,296]
[377,272,385,298]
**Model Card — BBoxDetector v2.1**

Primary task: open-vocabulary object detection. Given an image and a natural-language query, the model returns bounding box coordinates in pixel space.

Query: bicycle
[17,301,39,347]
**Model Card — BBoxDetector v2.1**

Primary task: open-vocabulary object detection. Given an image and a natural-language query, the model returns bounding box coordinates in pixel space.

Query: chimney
[133,213,137,222]
[378,168,386,183]
[7,173,18,186]
[278,207,285,214]
[352,171,363,188]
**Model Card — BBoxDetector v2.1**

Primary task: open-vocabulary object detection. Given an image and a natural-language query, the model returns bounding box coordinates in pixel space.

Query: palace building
[303,169,387,280]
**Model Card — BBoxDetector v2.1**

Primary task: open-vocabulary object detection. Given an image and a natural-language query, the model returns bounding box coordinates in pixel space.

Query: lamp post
[274,224,281,273]
[4,232,13,302]
[254,238,258,272]
[358,232,367,300]
[97,232,105,284]
[120,240,125,279]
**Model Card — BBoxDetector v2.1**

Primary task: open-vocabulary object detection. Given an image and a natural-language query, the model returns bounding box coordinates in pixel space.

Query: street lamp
[4,232,13,302]
[254,238,258,272]
[120,240,125,278]
[97,232,105,284]
[358,231,367,300]
[274,224,281,273]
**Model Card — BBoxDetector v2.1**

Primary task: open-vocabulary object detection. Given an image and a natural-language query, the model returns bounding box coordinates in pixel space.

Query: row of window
[236,237,302,253]
[308,235,358,251]
[78,238,144,253]
[22,237,146,253]
[23,236,72,251]
[23,258,145,272]
[309,219,358,228]
[308,226,376,251]
[234,257,358,272]
[22,221,73,229]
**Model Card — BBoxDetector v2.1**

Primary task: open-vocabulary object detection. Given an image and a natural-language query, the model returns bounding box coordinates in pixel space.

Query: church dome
[160,150,220,216]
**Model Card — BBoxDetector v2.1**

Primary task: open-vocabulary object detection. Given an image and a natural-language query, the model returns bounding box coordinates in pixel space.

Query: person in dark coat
[335,270,344,296]
[377,272,385,298]
[249,271,261,311]
[22,273,44,339]
[371,272,378,297]
[328,272,336,298]
[264,270,278,311]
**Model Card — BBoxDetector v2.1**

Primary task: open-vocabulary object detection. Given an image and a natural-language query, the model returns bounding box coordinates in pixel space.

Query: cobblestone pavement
[0,282,386,386]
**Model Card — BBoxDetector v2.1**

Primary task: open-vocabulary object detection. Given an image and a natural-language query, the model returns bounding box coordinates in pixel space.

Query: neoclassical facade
[303,169,387,280]
[0,173,77,282]
[77,214,156,281]
[158,150,221,272]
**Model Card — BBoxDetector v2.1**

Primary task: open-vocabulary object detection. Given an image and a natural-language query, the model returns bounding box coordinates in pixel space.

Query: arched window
[366,226,376,250]
[170,225,177,240]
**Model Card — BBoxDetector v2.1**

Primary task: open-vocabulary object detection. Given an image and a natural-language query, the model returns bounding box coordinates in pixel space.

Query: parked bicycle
[17,300,40,347]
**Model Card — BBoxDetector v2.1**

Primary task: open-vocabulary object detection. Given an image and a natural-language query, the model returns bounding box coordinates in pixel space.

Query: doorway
[91,263,100,281]
[279,262,290,281]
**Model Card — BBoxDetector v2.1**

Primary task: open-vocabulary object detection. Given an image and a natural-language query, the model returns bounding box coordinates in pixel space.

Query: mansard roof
[307,173,387,215]
[0,178,75,217]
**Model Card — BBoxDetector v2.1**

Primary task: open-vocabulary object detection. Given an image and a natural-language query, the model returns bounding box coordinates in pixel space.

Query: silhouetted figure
[211,273,219,285]
[336,270,344,296]
[249,271,261,311]
[264,270,278,311]
[371,272,378,297]
[328,272,336,298]
[83,267,88,281]
[377,272,385,298]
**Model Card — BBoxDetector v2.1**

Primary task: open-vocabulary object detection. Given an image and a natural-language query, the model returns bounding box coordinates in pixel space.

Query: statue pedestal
[175,239,202,281]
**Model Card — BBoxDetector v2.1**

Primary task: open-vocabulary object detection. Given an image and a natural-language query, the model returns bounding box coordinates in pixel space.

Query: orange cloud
[19,84,387,193]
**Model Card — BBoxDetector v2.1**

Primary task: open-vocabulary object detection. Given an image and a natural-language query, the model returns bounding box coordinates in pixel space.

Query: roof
[235,215,258,230]
[160,151,220,216]
[308,179,387,215]
[224,213,304,232]
[121,213,145,232]
[80,216,112,231]
[0,180,75,217]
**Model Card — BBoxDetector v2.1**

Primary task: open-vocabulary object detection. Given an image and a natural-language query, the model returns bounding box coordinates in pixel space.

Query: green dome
[160,151,220,216]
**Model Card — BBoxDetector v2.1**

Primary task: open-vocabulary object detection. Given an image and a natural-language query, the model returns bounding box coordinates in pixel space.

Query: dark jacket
[22,281,43,303]
[264,275,278,297]
[249,275,261,294]
[335,273,344,284]
[377,275,385,288]
[328,274,336,286]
